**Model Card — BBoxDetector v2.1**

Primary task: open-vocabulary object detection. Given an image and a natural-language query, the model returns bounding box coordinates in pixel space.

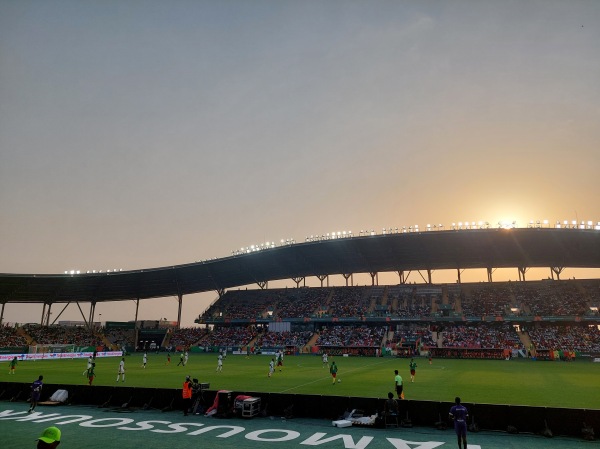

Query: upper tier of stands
[198,280,600,322]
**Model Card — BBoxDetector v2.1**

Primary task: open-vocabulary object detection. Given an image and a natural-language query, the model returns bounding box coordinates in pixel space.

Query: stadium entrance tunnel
[1,381,598,439]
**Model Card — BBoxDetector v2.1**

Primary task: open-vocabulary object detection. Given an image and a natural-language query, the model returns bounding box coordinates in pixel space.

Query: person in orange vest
[182,375,193,416]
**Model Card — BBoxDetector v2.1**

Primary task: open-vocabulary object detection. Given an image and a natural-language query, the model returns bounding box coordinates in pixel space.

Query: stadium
[1,226,600,448]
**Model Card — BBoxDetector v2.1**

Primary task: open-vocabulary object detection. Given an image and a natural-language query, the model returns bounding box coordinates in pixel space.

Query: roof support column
[88,301,96,329]
[396,271,405,284]
[397,270,412,284]
[0,302,5,325]
[51,303,70,325]
[316,275,328,288]
[134,298,140,325]
[292,277,305,288]
[257,281,268,290]
[416,270,432,284]
[551,267,564,281]
[176,294,183,329]
[457,268,462,284]
[518,267,528,282]
[45,302,53,327]
[342,273,353,286]
[487,267,494,283]
[40,303,47,326]
[369,272,378,286]
[75,302,89,328]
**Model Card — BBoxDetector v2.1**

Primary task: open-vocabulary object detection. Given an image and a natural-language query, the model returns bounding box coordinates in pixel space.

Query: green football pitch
[4,353,599,409]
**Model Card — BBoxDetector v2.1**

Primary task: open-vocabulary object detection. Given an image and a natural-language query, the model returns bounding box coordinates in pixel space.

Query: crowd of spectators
[328,288,371,317]
[317,325,386,347]
[0,324,27,347]
[169,327,208,348]
[580,280,600,312]
[103,328,136,350]
[528,325,600,352]
[439,324,522,349]
[202,326,257,347]
[202,290,276,320]
[461,285,513,317]
[394,293,432,318]
[274,289,329,319]
[254,330,313,348]
[199,281,596,324]
[513,282,589,316]
[23,324,103,347]
[388,325,435,347]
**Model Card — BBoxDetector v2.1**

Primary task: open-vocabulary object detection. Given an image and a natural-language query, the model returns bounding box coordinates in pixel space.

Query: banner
[0,351,123,362]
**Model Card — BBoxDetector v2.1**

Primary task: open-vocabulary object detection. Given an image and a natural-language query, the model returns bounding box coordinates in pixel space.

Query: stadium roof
[2,228,600,305]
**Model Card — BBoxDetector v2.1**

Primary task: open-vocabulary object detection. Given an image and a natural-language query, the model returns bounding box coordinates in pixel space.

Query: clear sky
[1,1,599,327]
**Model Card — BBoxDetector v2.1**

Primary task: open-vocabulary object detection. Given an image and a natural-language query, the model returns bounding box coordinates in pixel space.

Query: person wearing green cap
[36,426,60,448]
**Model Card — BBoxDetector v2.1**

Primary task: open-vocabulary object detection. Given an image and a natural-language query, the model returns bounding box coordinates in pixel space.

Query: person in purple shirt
[449,396,468,449]
[28,375,43,414]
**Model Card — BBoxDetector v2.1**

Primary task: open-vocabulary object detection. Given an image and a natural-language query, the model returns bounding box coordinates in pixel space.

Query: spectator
[36,426,61,449]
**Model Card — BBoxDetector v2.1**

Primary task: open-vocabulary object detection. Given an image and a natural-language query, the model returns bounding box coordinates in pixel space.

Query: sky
[1,0,599,327]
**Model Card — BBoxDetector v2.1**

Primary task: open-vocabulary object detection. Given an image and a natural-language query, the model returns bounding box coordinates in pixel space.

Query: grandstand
[194,280,599,360]
[5,282,594,361]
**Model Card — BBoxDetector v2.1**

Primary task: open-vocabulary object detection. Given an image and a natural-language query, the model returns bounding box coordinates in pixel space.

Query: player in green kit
[409,358,417,382]
[87,363,96,386]
[330,361,338,384]
[8,356,18,374]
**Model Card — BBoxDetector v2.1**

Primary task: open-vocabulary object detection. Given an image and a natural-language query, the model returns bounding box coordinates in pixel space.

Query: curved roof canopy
[1,228,600,304]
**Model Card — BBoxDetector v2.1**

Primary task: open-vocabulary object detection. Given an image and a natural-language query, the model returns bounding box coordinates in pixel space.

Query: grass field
[4,353,599,409]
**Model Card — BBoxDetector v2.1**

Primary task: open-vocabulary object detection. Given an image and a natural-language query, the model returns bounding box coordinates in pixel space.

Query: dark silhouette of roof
[1,228,600,304]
